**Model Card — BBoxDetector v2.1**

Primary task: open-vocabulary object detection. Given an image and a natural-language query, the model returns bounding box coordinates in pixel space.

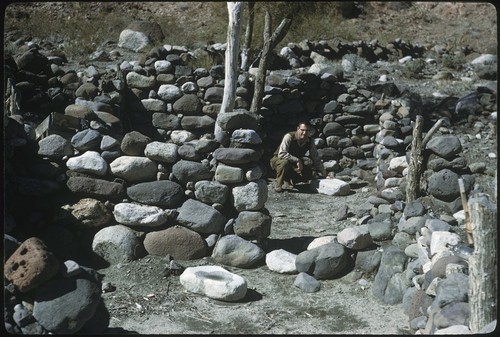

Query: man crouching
[270,121,329,193]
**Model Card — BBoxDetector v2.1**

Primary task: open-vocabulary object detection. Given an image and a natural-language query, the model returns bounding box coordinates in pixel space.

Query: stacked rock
[210,109,269,267]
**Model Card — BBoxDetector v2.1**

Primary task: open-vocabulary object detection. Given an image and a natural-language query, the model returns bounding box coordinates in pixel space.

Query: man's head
[295,121,311,141]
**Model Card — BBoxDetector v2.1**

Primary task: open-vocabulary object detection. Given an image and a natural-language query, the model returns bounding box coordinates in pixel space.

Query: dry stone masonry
[3,22,497,335]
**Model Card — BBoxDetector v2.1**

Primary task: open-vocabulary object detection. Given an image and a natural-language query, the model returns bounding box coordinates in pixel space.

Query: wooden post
[468,193,497,333]
[249,11,291,113]
[458,178,474,245]
[221,2,243,115]
[422,118,444,147]
[240,2,255,71]
[406,115,424,202]
[406,117,446,202]
[215,2,243,145]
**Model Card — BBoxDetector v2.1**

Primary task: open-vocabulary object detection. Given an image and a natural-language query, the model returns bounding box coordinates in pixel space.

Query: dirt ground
[101,179,413,335]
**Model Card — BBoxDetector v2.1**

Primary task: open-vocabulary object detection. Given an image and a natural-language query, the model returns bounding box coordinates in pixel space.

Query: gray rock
[144,141,178,163]
[66,151,108,176]
[430,272,469,310]
[194,137,220,154]
[100,135,120,151]
[141,98,166,113]
[295,242,348,279]
[32,274,101,334]
[427,156,468,171]
[75,82,98,100]
[354,249,382,273]
[216,110,260,131]
[313,178,351,196]
[379,187,405,203]
[293,272,321,293]
[337,225,373,250]
[173,94,203,116]
[177,144,201,162]
[211,234,265,268]
[391,232,414,251]
[214,164,244,183]
[172,159,213,185]
[426,135,462,159]
[181,115,215,130]
[113,202,172,227]
[157,84,182,101]
[398,215,429,235]
[109,156,158,182]
[232,179,268,211]
[368,221,393,241]
[154,60,173,74]
[120,131,151,156]
[118,29,152,52]
[194,180,229,205]
[426,218,451,232]
[427,169,474,201]
[127,180,184,207]
[92,224,143,263]
[404,200,426,217]
[66,176,125,200]
[152,113,180,130]
[176,199,227,234]
[126,71,156,89]
[231,129,262,145]
[433,302,470,329]
[372,245,407,304]
[234,210,272,240]
[204,86,224,103]
[266,249,297,274]
[213,147,262,165]
[71,128,102,152]
[322,122,345,137]
[38,134,73,159]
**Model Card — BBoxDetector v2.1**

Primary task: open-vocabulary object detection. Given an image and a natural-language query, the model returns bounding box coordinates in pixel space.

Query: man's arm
[309,141,327,177]
[277,133,300,163]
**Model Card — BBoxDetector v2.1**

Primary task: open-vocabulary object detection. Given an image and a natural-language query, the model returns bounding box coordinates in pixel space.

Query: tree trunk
[468,193,497,333]
[406,117,445,202]
[215,2,243,145]
[250,11,291,113]
[406,115,424,202]
[240,2,255,71]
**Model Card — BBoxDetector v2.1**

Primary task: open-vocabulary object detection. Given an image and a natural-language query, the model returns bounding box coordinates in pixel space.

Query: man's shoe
[274,186,283,193]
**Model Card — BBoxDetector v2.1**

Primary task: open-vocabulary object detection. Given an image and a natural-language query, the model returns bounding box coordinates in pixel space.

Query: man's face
[296,124,310,141]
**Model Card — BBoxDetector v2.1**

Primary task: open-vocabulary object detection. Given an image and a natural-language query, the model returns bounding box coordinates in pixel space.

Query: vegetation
[3,2,362,59]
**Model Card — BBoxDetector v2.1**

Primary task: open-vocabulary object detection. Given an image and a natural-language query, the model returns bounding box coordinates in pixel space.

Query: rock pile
[3,25,497,334]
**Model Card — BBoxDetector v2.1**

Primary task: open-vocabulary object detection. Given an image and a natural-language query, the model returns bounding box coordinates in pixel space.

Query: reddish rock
[4,237,60,293]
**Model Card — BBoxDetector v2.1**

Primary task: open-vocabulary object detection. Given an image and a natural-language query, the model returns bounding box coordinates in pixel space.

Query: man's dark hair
[297,120,311,128]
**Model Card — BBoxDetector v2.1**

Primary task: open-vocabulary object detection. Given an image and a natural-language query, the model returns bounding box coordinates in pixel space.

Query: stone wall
[3,38,497,334]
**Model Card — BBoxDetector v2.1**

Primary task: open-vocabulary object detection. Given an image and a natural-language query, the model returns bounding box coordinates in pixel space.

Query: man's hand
[296,160,303,174]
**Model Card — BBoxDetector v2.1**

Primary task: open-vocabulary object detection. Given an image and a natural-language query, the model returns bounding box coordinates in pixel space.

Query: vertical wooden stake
[468,194,497,333]
[406,115,424,202]
[458,178,473,246]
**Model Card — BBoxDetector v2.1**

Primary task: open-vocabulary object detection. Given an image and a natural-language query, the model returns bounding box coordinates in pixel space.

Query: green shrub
[400,59,426,79]
[441,54,465,70]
